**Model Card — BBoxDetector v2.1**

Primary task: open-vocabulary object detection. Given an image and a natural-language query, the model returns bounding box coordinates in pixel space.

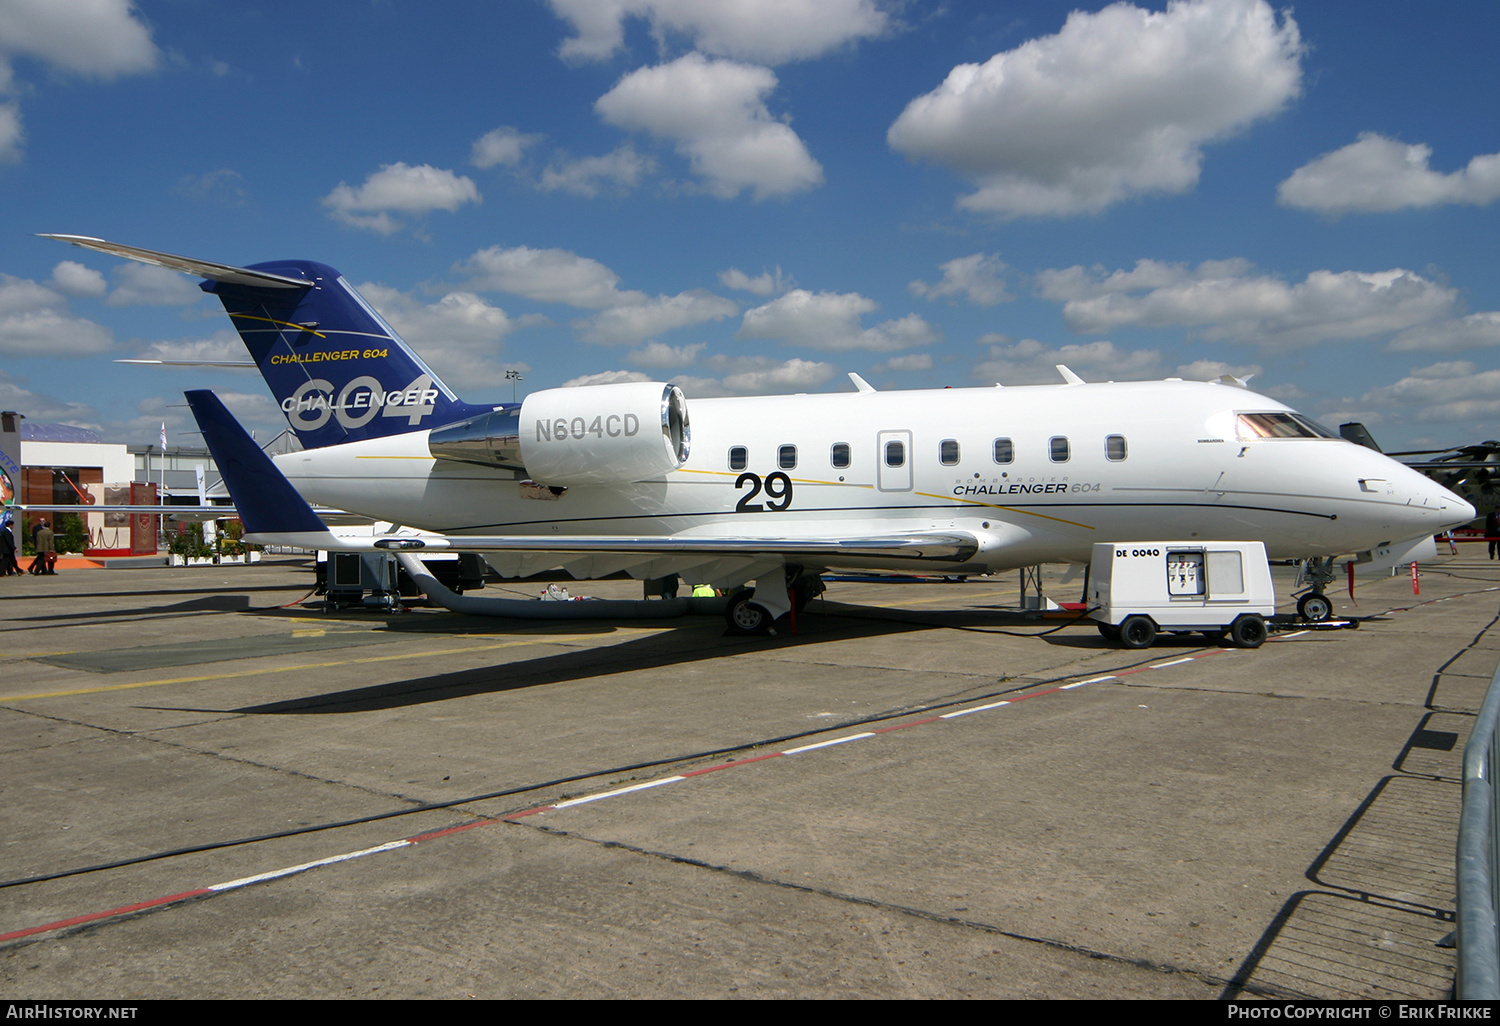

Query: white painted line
[1277,630,1309,640]
[209,840,412,891]
[553,776,686,809]
[1148,657,1194,669]
[1071,675,1117,686]
[784,733,876,754]
[939,700,1011,719]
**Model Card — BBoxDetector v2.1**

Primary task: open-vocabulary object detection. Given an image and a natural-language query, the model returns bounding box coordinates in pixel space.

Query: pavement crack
[514,819,1288,998]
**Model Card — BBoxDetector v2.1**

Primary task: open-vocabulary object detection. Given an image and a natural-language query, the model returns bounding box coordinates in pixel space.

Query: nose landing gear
[1295,556,1336,623]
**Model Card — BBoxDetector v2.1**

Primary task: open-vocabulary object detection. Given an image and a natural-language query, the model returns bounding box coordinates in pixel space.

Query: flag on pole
[160,422,167,450]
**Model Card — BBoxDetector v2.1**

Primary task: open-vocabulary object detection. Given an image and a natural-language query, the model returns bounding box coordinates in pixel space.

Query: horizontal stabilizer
[39,235,312,289]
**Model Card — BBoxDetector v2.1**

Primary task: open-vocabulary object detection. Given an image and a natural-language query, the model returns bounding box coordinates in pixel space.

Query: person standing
[30,518,56,575]
[0,519,18,576]
[1487,509,1499,560]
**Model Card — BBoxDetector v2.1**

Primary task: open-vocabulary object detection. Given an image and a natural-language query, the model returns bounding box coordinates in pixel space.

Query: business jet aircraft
[43,235,1475,631]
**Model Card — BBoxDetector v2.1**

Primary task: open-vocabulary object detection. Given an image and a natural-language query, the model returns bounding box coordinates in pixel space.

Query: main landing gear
[723,567,825,636]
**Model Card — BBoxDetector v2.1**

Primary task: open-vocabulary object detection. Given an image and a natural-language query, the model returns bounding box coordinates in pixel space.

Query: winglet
[184,389,337,545]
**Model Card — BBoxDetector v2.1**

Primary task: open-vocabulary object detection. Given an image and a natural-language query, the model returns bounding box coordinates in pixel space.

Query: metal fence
[1458,658,1500,998]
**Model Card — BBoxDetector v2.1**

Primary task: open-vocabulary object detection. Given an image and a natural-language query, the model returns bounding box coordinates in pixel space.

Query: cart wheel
[1297,593,1332,622]
[1119,615,1157,649]
[1097,621,1121,642]
[1230,613,1267,649]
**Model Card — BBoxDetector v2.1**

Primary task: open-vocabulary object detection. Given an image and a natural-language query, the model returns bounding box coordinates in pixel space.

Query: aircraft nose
[1422,475,1475,530]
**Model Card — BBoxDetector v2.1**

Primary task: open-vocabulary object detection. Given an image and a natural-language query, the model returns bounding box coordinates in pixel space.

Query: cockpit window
[1236,413,1339,440]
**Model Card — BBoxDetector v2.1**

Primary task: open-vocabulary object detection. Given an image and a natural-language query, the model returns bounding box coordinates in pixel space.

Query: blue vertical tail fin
[202,261,494,448]
[39,235,495,449]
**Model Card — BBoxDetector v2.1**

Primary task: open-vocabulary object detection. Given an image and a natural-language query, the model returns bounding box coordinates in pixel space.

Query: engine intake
[428,381,690,486]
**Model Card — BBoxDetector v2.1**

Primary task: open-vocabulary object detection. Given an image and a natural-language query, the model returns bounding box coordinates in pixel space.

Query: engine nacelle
[428,381,690,486]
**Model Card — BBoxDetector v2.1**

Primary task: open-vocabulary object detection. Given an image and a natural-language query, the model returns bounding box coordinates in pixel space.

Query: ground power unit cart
[1089,541,1275,649]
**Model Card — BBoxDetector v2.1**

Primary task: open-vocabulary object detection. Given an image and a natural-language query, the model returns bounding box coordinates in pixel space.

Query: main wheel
[1230,614,1267,649]
[1118,615,1157,649]
[1297,593,1332,622]
[724,589,770,635]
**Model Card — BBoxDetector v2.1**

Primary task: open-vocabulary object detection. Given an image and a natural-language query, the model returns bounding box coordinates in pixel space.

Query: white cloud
[132,330,250,367]
[871,353,933,374]
[909,253,1012,306]
[173,168,250,206]
[887,0,1303,217]
[667,354,840,396]
[1356,361,1500,424]
[357,284,540,388]
[548,0,887,65]
[738,289,937,352]
[0,101,19,164]
[719,266,794,296]
[106,263,202,307]
[0,369,96,425]
[0,0,156,164]
[459,245,645,308]
[471,126,543,169]
[596,53,822,200]
[1036,259,1459,351]
[539,144,655,197]
[1174,359,1262,382]
[972,338,1162,385]
[458,244,733,345]
[576,289,737,345]
[1278,133,1500,215]
[0,274,113,356]
[49,260,106,298]
[561,369,653,388]
[628,341,707,368]
[0,0,157,80]
[323,163,481,234]
[1387,312,1500,353]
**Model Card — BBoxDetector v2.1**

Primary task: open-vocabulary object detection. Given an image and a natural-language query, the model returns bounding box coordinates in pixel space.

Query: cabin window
[1105,434,1128,461]
[830,442,851,469]
[729,446,748,471]
[884,439,906,468]
[992,438,1014,464]
[1049,436,1070,462]
[778,444,797,470]
[1236,412,1338,439]
[939,439,960,466]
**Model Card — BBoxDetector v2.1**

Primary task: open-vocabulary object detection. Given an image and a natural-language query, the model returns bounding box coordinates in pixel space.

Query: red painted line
[0,889,211,944]
[407,821,490,843]
[501,806,556,820]
[682,753,784,777]
[1007,686,1066,700]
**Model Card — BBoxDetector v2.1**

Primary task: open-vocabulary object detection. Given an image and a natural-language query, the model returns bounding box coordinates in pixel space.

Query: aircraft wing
[184,388,980,580]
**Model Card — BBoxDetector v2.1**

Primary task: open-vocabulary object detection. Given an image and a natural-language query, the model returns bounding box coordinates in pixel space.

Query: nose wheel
[1296,592,1333,622]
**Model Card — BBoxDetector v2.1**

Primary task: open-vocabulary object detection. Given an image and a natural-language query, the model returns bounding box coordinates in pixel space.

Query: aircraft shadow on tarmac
[2,592,261,629]
[147,603,1118,716]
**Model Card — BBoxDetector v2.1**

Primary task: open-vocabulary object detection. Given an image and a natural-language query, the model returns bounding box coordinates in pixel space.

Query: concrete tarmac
[1,553,1497,999]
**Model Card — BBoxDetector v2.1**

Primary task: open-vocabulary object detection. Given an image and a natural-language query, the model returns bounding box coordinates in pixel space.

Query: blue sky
[1,0,1497,452]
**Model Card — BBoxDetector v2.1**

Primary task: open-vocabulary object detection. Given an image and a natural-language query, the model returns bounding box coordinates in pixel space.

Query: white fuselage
[273,379,1473,575]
